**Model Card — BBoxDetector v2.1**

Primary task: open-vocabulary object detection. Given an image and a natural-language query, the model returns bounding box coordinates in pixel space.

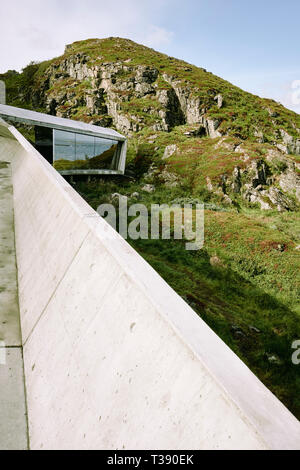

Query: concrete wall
[0,81,5,105]
[0,145,28,450]
[2,121,300,450]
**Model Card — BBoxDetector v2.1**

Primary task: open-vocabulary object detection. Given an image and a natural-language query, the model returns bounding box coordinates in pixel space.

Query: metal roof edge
[0,104,126,141]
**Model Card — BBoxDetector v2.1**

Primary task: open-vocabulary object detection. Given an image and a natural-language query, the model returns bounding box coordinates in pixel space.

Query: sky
[0,0,299,113]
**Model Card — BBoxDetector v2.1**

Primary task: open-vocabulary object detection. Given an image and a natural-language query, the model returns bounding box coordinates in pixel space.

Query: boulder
[232,167,242,193]
[279,129,300,155]
[141,184,155,193]
[163,144,178,160]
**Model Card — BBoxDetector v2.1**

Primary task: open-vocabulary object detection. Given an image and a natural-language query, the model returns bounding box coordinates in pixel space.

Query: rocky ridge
[1,37,300,211]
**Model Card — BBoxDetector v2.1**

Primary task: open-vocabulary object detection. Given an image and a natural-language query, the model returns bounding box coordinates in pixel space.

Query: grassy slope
[62,38,300,140]
[1,37,300,418]
[127,126,300,190]
[2,37,300,140]
[75,177,300,419]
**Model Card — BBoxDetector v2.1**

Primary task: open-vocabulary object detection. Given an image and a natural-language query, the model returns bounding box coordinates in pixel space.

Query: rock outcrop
[277,129,300,155]
[4,37,298,156]
[2,37,300,212]
[203,142,300,211]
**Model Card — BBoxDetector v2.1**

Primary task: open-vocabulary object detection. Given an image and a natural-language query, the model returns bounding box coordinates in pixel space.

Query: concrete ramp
[1,120,300,449]
[0,147,28,450]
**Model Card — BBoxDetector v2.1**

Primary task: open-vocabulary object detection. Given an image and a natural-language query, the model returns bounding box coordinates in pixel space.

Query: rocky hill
[2,37,300,212]
[1,38,300,418]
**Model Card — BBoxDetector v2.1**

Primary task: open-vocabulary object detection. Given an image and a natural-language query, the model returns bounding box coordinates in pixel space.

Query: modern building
[0,104,127,175]
[1,103,300,451]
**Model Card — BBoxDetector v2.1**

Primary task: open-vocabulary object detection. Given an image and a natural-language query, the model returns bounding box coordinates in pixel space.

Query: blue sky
[1,0,299,112]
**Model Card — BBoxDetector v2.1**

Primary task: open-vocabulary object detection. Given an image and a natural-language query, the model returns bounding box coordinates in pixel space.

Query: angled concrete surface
[0,160,20,345]
[0,81,5,105]
[0,121,300,449]
[0,155,28,450]
[0,347,28,450]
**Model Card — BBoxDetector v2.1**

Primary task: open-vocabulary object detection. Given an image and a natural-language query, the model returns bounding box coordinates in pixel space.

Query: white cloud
[226,72,300,114]
[0,0,174,72]
[143,25,174,48]
[1,0,298,117]
[284,79,300,113]
[260,79,300,114]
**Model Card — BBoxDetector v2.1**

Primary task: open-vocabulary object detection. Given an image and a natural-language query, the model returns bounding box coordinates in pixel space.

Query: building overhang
[0,104,126,141]
[0,104,127,175]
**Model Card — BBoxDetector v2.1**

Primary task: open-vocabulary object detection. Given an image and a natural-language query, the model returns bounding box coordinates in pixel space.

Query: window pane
[53,130,76,170]
[93,137,118,169]
[75,133,95,161]
[35,126,53,164]
[53,130,119,171]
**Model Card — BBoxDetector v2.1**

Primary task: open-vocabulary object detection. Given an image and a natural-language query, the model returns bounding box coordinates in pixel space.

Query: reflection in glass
[53,129,120,172]
[54,130,76,162]
[75,133,95,161]
[35,126,53,164]
[93,137,118,169]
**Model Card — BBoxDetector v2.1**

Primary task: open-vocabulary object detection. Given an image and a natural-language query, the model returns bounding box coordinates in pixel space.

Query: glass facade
[53,129,121,172]
[35,126,53,164]
[0,104,126,175]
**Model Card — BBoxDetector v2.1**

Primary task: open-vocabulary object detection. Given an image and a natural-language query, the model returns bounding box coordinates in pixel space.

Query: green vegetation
[2,36,300,419]
[59,38,300,140]
[2,37,300,141]
[0,62,46,111]
[120,96,163,125]
[74,175,300,419]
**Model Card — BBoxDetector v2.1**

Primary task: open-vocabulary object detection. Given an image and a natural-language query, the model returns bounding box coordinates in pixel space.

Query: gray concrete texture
[0,348,28,450]
[0,120,300,449]
[0,155,28,450]
[0,160,21,345]
[0,82,5,106]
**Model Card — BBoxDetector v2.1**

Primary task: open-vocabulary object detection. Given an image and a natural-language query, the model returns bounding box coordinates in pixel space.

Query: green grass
[74,175,300,419]
[2,37,299,143]
[2,36,300,419]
